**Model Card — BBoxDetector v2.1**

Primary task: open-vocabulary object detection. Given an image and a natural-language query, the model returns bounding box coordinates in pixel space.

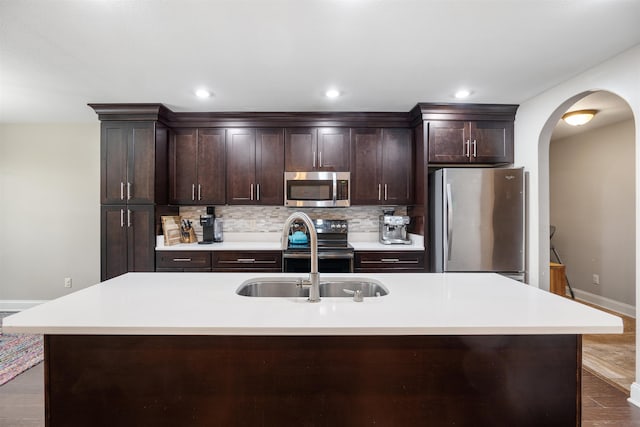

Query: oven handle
[283,252,354,260]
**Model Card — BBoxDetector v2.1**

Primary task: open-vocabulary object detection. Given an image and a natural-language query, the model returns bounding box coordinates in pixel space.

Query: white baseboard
[629,383,640,408]
[0,300,48,312]
[571,288,636,318]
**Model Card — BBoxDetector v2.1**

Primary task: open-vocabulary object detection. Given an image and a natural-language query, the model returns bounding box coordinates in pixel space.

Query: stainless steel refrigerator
[429,167,525,281]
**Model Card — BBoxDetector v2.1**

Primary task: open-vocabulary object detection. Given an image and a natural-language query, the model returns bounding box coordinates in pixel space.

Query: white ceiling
[1,0,640,123]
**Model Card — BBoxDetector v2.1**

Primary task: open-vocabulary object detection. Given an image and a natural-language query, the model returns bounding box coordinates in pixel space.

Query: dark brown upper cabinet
[285,128,350,171]
[101,121,167,205]
[169,128,225,205]
[351,128,413,205]
[427,120,513,164]
[226,128,284,205]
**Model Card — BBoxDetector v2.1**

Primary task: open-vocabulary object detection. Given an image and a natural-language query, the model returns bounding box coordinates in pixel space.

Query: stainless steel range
[283,219,354,273]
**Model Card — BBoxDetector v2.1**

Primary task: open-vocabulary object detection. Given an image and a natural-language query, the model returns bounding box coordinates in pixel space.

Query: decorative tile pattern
[179,205,408,234]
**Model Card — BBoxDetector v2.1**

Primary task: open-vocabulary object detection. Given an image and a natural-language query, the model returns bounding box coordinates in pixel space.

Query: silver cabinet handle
[381,258,400,263]
[127,209,131,227]
[446,183,453,261]
[127,182,132,200]
[237,258,256,263]
[120,209,124,227]
[120,182,124,200]
[191,184,195,201]
[250,184,254,201]
[198,184,202,200]
[312,151,316,168]
[172,258,192,262]
[465,140,470,157]
[256,183,260,201]
[378,184,382,201]
[472,139,477,158]
[319,151,322,168]
[384,184,388,201]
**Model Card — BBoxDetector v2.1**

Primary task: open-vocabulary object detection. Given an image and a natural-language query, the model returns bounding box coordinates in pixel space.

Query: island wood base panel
[44,334,580,426]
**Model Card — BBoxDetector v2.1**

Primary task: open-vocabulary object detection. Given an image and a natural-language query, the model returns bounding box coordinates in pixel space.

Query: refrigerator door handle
[446,183,453,261]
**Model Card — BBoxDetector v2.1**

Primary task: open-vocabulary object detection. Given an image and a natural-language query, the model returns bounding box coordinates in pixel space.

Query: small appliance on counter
[199,206,223,244]
[379,209,412,245]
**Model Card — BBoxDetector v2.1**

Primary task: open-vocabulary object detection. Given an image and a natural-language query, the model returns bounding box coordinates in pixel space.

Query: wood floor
[581,302,635,393]
[1,361,640,426]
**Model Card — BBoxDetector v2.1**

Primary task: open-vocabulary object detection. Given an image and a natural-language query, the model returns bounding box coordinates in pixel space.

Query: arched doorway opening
[543,90,636,392]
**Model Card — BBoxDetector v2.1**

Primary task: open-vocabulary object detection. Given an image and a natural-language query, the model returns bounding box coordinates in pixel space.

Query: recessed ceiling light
[454,89,471,99]
[325,89,341,99]
[195,88,212,99]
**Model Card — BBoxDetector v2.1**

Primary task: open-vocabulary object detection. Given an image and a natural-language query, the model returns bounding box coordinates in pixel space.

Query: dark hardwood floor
[1,362,639,426]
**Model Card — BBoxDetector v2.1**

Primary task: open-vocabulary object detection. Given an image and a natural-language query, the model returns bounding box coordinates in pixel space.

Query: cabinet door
[169,129,198,204]
[197,129,226,204]
[127,122,155,204]
[285,128,316,171]
[226,128,257,204]
[351,128,382,205]
[428,121,469,163]
[470,121,513,164]
[317,128,350,171]
[101,123,128,204]
[381,128,413,204]
[101,205,128,281]
[256,128,284,205]
[126,205,156,273]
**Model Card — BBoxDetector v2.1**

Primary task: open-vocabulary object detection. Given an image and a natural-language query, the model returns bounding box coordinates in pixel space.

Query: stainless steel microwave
[284,171,350,207]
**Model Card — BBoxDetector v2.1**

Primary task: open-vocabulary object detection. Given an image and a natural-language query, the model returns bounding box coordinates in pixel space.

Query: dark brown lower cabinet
[155,251,212,272]
[44,334,581,427]
[101,205,155,281]
[355,250,425,272]
[212,250,282,272]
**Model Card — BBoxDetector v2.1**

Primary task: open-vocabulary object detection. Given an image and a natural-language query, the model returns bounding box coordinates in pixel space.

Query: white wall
[514,44,640,403]
[0,123,100,306]
[550,119,635,309]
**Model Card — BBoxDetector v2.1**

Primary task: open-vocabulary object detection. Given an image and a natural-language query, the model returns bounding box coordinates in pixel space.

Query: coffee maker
[199,206,223,244]
[379,209,412,245]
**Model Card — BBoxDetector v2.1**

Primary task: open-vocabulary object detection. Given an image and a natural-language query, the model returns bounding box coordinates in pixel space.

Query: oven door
[283,251,354,273]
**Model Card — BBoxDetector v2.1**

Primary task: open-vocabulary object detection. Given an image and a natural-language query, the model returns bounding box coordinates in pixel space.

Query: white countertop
[156,233,425,251]
[3,272,621,336]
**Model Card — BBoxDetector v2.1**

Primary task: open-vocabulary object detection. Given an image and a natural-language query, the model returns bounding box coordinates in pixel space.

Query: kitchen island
[4,272,622,426]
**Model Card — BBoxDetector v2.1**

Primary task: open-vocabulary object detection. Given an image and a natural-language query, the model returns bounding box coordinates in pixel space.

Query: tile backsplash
[179,205,407,234]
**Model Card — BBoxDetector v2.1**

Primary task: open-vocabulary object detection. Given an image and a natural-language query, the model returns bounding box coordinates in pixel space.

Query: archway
[531,90,640,398]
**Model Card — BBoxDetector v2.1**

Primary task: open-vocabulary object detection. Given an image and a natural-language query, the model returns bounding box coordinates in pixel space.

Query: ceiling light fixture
[195,88,212,99]
[562,109,597,126]
[325,89,340,99]
[454,89,471,99]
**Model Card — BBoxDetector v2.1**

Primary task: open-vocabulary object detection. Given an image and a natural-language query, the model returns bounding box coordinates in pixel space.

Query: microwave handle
[332,173,337,205]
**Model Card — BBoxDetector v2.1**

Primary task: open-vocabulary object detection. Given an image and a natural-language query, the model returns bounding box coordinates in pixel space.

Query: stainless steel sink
[236,277,389,298]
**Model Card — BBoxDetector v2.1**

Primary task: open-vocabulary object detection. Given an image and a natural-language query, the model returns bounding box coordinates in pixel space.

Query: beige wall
[0,123,100,303]
[550,119,635,306]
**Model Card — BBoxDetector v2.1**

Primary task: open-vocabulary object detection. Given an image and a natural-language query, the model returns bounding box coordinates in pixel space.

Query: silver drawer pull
[381,258,400,263]
[237,258,256,263]
[172,258,192,262]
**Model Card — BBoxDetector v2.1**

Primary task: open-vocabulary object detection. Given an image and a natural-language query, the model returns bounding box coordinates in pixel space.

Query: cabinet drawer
[354,251,425,272]
[156,251,212,270]
[212,251,282,272]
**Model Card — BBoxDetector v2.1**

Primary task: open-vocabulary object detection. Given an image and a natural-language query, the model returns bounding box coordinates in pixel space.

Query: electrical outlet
[592,274,600,285]
[64,277,72,288]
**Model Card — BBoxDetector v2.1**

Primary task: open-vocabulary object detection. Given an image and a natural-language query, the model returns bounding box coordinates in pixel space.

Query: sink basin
[236,277,389,298]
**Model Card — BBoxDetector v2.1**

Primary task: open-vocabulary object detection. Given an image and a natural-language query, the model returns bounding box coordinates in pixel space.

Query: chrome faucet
[281,212,320,302]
